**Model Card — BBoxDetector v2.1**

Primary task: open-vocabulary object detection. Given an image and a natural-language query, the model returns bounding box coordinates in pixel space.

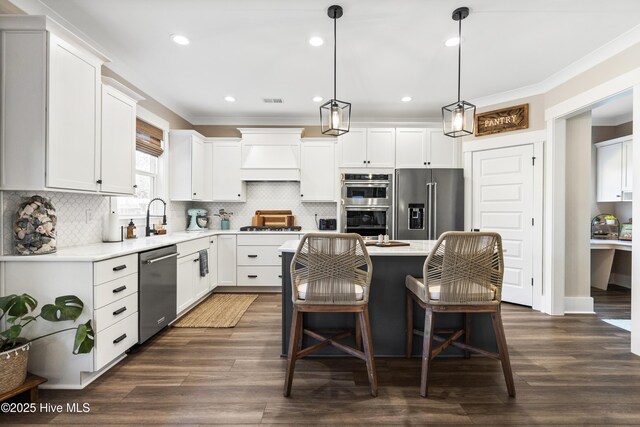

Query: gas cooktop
[239,226,302,232]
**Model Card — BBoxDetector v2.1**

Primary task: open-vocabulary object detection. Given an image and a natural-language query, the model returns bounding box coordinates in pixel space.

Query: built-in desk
[590,239,632,290]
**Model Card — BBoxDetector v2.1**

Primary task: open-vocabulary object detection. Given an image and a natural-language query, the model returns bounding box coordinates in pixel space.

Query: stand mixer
[186,208,209,231]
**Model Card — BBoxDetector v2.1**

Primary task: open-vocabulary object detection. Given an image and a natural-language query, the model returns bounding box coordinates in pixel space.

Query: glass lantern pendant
[320,5,351,136]
[442,7,476,138]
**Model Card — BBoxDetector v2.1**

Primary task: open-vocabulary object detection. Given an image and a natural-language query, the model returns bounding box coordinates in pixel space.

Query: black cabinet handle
[248,275,257,278]
[113,306,127,316]
[133,184,138,188]
[301,194,304,197]
[278,275,282,278]
[237,194,241,197]
[193,258,199,262]
[363,160,366,164]
[113,334,127,344]
[278,254,283,258]
[112,285,127,293]
[423,162,427,165]
[96,179,102,184]
[193,192,197,196]
[427,162,431,165]
[113,265,127,271]
[247,255,258,258]
[367,160,371,164]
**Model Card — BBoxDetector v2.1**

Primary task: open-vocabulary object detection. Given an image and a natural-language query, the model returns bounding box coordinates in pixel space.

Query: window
[116,151,162,217]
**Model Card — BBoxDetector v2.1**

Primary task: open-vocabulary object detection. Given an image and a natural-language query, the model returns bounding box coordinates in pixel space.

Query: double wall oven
[340,173,393,238]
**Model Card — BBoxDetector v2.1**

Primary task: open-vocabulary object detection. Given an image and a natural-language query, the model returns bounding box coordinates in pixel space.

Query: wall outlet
[85,209,94,224]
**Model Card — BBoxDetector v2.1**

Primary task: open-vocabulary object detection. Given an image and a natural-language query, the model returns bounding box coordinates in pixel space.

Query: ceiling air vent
[263,98,284,104]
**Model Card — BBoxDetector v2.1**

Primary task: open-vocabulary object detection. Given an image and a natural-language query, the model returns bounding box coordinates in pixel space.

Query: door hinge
[531,278,534,287]
[531,218,535,226]
[532,156,536,165]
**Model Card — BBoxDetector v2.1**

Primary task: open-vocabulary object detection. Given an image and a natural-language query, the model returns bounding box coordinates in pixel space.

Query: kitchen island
[279,239,498,357]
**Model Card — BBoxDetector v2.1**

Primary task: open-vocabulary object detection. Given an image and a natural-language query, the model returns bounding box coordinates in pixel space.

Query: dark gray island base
[280,244,499,357]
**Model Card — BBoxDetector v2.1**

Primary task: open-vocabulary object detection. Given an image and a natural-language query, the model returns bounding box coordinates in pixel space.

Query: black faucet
[145,198,167,237]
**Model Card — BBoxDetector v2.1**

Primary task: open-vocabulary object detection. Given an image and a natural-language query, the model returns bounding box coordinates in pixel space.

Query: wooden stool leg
[355,313,362,351]
[464,312,472,359]
[359,307,378,397]
[284,307,303,397]
[406,292,414,358]
[297,311,304,351]
[491,310,516,398]
[420,307,435,398]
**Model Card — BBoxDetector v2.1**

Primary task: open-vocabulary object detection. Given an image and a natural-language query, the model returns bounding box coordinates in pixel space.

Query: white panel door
[300,142,335,201]
[395,128,427,168]
[622,139,633,197]
[427,129,458,168]
[47,35,100,191]
[366,128,396,168]
[217,234,237,285]
[339,128,367,168]
[212,142,245,201]
[177,255,196,315]
[597,143,623,202]
[100,85,136,194]
[208,237,218,290]
[202,142,214,201]
[472,144,534,306]
[191,138,204,200]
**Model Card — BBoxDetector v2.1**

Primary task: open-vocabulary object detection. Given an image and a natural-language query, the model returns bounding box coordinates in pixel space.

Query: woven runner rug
[173,294,258,328]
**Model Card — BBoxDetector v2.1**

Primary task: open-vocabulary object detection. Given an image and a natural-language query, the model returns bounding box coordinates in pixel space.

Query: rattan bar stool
[284,233,377,397]
[405,231,515,398]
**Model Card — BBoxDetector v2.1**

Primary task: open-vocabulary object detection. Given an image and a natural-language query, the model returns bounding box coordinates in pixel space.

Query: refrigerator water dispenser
[408,204,424,230]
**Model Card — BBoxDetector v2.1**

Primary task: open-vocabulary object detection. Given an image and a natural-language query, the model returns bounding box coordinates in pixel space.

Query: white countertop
[590,238,632,251]
[278,239,437,256]
[0,229,313,262]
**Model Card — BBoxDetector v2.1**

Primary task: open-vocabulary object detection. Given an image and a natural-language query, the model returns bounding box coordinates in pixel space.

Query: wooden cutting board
[365,241,411,247]
[252,210,294,227]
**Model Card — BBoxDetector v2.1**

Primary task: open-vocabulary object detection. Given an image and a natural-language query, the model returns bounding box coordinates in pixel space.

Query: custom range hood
[239,128,303,181]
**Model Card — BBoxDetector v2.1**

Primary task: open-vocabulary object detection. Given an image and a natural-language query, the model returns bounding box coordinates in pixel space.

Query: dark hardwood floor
[2,289,637,425]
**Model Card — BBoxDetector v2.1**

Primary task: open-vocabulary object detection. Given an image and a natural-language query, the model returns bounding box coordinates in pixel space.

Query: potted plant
[0,293,94,394]
[604,214,617,225]
[214,209,233,230]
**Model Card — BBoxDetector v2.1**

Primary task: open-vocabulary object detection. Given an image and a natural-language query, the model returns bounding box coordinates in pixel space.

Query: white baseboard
[214,286,280,293]
[564,296,595,314]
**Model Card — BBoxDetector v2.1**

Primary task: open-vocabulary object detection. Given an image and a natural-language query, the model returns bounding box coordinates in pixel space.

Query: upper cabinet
[208,138,246,202]
[238,128,302,181]
[395,128,459,168]
[339,128,396,168]
[0,16,110,193]
[169,130,206,201]
[99,82,139,195]
[596,136,633,202]
[300,139,336,202]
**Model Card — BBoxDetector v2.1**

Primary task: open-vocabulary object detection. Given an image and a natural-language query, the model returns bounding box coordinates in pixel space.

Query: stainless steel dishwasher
[138,245,178,344]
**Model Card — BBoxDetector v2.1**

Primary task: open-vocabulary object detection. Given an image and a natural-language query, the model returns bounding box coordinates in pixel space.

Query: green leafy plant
[0,293,94,354]
[603,214,617,221]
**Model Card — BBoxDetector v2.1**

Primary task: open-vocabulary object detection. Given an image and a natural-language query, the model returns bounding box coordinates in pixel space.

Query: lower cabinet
[236,234,300,287]
[208,236,218,290]
[217,234,237,285]
[176,237,211,316]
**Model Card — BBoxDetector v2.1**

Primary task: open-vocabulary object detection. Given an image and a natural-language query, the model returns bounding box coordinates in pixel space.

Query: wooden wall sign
[475,104,529,136]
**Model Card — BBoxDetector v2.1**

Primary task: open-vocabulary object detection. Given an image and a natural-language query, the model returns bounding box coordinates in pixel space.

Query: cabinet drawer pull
[113,334,127,344]
[278,275,282,278]
[96,179,103,184]
[247,254,258,258]
[113,306,127,316]
[248,275,258,278]
[278,254,283,258]
[193,258,199,262]
[112,285,127,293]
[112,264,127,271]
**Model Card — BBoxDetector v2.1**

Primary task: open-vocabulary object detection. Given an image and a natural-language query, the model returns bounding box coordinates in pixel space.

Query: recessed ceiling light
[171,34,190,45]
[309,36,324,47]
[224,96,236,102]
[312,96,324,102]
[401,96,413,102]
[445,37,460,47]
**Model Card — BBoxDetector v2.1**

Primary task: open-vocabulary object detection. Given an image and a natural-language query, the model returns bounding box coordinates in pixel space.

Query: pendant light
[320,5,351,136]
[442,6,475,138]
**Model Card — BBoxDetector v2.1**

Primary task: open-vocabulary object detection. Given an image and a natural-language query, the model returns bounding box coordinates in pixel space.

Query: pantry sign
[475,104,528,137]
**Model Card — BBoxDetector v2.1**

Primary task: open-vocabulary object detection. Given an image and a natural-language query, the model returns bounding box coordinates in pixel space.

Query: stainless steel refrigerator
[395,169,464,240]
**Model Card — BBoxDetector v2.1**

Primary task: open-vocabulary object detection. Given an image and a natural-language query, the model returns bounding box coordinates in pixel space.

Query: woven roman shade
[136,118,164,157]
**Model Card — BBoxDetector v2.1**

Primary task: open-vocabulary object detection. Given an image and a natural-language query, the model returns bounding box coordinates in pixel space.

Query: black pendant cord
[457,14,462,103]
[333,15,337,102]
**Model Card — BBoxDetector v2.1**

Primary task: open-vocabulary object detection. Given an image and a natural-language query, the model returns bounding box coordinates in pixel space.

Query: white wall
[564,111,594,312]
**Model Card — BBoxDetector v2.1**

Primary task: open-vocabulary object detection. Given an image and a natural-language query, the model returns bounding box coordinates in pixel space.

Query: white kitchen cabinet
[395,128,458,168]
[176,237,211,315]
[339,128,395,168]
[238,128,302,181]
[99,84,137,195]
[596,136,632,202]
[203,142,214,201]
[209,138,246,202]
[208,237,218,290]
[0,17,108,192]
[236,234,300,287]
[300,139,336,202]
[169,130,206,201]
[217,234,237,285]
